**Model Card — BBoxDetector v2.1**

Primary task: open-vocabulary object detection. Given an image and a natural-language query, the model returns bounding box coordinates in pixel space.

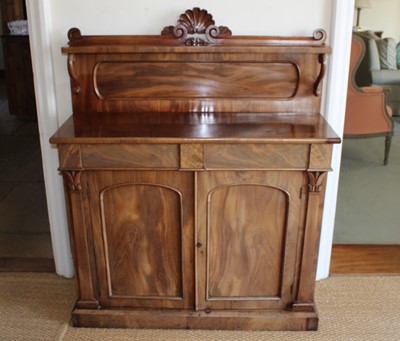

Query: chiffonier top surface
[50,112,339,144]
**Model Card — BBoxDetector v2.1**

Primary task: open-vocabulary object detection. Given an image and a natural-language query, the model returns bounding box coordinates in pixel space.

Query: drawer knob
[196,241,203,248]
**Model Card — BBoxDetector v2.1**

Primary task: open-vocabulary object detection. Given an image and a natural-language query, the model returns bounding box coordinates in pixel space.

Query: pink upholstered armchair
[344,34,394,165]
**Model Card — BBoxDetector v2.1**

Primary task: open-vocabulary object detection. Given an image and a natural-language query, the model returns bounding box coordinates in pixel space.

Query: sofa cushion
[397,43,400,69]
[368,39,381,70]
[376,38,397,70]
[371,69,400,85]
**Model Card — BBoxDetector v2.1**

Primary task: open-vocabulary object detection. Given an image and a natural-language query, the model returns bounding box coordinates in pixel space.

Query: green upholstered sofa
[354,31,400,116]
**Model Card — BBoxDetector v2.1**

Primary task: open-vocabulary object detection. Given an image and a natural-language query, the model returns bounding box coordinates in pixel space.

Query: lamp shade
[355,0,371,9]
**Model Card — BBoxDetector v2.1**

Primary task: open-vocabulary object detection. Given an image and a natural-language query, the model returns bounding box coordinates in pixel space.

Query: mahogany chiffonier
[50,8,340,331]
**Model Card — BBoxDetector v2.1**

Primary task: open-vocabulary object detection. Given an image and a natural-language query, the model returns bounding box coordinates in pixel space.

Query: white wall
[356,0,400,40]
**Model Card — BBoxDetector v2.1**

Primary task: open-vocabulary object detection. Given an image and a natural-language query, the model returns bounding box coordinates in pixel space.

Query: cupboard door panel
[197,171,305,310]
[208,184,287,298]
[101,183,182,298]
[88,171,194,309]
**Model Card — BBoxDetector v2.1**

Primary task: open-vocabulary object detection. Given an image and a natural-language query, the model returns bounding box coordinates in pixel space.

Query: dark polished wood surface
[62,9,330,116]
[87,170,194,309]
[50,112,339,144]
[197,171,305,311]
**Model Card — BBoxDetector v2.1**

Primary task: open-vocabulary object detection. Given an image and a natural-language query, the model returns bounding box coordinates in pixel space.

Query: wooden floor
[0,245,398,275]
[330,244,400,274]
[1,245,399,274]
[0,257,55,272]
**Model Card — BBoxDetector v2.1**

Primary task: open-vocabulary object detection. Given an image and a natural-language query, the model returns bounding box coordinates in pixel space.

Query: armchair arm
[360,86,391,96]
[360,86,384,93]
[345,88,393,135]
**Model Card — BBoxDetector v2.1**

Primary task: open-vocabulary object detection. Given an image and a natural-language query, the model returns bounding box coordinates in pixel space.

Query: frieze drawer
[204,144,309,170]
[81,144,180,169]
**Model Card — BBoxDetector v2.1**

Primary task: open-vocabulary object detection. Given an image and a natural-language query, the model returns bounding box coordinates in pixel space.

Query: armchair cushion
[360,86,384,93]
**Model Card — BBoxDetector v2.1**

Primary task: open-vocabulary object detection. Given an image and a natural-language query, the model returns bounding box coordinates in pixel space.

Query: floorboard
[0,257,55,272]
[330,244,400,274]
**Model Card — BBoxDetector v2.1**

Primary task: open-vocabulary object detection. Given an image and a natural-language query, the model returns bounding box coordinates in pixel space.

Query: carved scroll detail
[161,7,232,46]
[68,27,83,44]
[313,54,326,96]
[307,171,326,193]
[64,171,82,192]
[312,29,327,44]
[67,54,81,95]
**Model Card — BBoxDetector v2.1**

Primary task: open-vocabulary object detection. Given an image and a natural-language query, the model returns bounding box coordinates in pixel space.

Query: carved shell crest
[161,8,232,46]
[178,7,215,34]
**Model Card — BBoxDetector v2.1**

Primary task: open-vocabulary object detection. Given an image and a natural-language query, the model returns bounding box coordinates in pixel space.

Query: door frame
[26,0,354,279]
[316,0,354,279]
[26,1,73,277]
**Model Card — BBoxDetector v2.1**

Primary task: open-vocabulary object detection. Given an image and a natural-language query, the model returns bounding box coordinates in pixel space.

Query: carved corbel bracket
[307,171,326,193]
[67,54,81,95]
[161,7,232,46]
[63,171,83,193]
[313,53,326,96]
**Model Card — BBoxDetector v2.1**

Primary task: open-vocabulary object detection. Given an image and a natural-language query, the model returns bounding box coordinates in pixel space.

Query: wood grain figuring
[207,184,287,298]
[58,144,82,170]
[330,244,400,274]
[62,28,329,115]
[309,144,332,170]
[70,55,319,114]
[87,170,194,309]
[180,144,204,169]
[204,144,309,169]
[94,62,299,99]
[50,112,340,145]
[66,18,329,49]
[81,144,179,169]
[197,171,305,310]
[100,183,183,298]
[295,171,326,306]
[72,308,318,330]
[291,173,309,307]
[63,171,99,309]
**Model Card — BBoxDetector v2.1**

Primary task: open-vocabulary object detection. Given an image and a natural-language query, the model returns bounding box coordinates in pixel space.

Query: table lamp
[355,0,371,28]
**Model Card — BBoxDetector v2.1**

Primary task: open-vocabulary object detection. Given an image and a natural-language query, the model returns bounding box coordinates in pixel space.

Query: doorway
[331,0,400,274]
[0,0,54,272]
[17,0,359,278]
